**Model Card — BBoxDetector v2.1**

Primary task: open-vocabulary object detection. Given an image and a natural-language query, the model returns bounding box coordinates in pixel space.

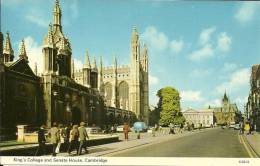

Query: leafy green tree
[157,87,185,126]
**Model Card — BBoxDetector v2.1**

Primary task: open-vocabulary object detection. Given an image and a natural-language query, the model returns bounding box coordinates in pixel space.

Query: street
[107,128,250,157]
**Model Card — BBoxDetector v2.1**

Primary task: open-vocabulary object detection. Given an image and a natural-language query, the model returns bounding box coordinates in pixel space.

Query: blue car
[133,122,148,132]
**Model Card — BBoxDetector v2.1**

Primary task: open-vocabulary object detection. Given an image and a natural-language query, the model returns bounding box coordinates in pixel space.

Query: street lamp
[53,91,59,123]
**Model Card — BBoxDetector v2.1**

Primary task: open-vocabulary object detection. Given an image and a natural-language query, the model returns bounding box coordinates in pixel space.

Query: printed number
[239,160,250,164]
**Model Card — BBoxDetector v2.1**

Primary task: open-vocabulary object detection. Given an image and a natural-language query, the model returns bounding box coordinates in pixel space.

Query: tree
[157,87,185,126]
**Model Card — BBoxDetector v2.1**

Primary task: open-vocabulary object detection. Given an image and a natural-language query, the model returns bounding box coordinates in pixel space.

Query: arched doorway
[71,107,81,125]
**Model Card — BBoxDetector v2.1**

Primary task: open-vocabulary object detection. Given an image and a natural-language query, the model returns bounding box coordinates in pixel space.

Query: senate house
[0,0,149,139]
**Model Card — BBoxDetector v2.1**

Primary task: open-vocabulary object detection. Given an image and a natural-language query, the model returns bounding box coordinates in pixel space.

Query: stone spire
[53,0,62,28]
[131,26,139,44]
[19,39,28,62]
[99,56,103,71]
[143,44,148,72]
[3,32,14,56]
[223,90,229,102]
[44,24,54,46]
[34,62,38,76]
[113,56,117,67]
[92,56,98,72]
[84,49,91,69]
[131,26,140,62]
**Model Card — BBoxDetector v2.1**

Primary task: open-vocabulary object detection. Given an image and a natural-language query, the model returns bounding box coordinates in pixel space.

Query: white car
[116,125,124,132]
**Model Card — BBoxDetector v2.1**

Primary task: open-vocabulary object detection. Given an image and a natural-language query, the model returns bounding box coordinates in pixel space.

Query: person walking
[48,122,60,156]
[35,125,46,156]
[245,122,250,135]
[56,124,66,153]
[250,121,254,135]
[64,123,72,151]
[123,122,130,141]
[78,122,89,155]
[68,125,79,155]
[239,121,244,134]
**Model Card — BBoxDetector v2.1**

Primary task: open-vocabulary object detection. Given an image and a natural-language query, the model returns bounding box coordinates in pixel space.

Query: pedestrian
[123,122,130,141]
[48,122,60,156]
[244,122,250,135]
[35,125,46,156]
[169,123,175,134]
[191,123,194,131]
[68,125,79,155]
[64,123,71,151]
[111,125,115,135]
[199,123,202,130]
[78,122,89,155]
[250,121,254,135]
[180,123,183,133]
[239,121,244,134]
[56,124,66,153]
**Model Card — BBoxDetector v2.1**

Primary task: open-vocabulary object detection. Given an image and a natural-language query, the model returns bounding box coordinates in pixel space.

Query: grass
[0,140,35,148]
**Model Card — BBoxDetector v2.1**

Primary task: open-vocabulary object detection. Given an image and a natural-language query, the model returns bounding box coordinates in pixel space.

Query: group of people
[239,121,255,135]
[35,122,89,156]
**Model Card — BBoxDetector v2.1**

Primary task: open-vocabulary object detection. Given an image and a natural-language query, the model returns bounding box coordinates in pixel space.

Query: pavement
[243,131,260,157]
[50,128,214,157]
[107,128,251,157]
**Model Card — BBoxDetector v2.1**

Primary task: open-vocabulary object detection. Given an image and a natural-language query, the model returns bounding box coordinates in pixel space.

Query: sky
[1,0,260,112]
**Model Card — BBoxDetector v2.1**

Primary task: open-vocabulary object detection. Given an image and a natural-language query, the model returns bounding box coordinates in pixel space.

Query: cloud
[25,15,48,28]
[181,90,204,102]
[234,2,260,23]
[199,27,216,45]
[149,74,159,85]
[217,32,232,52]
[170,39,184,54]
[22,36,43,74]
[223,63,237,71]
[141,26,184,54]
[216,68,250,94]
[188,44,214,61]
[141,26,169,51]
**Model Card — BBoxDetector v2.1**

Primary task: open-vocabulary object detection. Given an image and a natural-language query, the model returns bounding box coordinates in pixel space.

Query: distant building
[212,92,239,125]
[182,108,214,128]
[246,64,260,131]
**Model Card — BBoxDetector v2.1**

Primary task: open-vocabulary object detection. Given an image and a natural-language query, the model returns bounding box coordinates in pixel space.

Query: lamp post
[89,99,95,126]
[53,91,59,123]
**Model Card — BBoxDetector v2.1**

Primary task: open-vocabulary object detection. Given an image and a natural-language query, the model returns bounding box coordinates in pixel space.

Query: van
[133,122,148,132]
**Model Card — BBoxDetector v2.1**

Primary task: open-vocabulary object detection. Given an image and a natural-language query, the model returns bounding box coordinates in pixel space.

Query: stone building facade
[73,26,149,123]
[0,0,144,140]
[212,92,240,125]
[182,109,214,128]
[246,64,260,131]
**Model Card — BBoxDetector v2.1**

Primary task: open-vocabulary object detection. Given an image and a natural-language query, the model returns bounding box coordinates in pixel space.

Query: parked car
[116,125,124,132]
[85,127,101,134]
[133,122,148,132]
[229,122,236,128]
[234,124,240,130]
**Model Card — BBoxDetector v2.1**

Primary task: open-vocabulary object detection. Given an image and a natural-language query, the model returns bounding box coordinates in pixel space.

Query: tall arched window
[104,82,112,106]
[118,81,129,110]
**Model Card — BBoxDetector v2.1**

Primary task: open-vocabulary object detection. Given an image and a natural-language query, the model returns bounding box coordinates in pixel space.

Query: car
[133,122,148,132]
[229,122,236,128]
[234,124,240,130]
[116,125,124,132]
[85,127,101,134]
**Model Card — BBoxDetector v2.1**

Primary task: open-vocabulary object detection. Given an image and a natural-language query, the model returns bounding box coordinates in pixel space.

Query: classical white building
[182,109,214,128]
